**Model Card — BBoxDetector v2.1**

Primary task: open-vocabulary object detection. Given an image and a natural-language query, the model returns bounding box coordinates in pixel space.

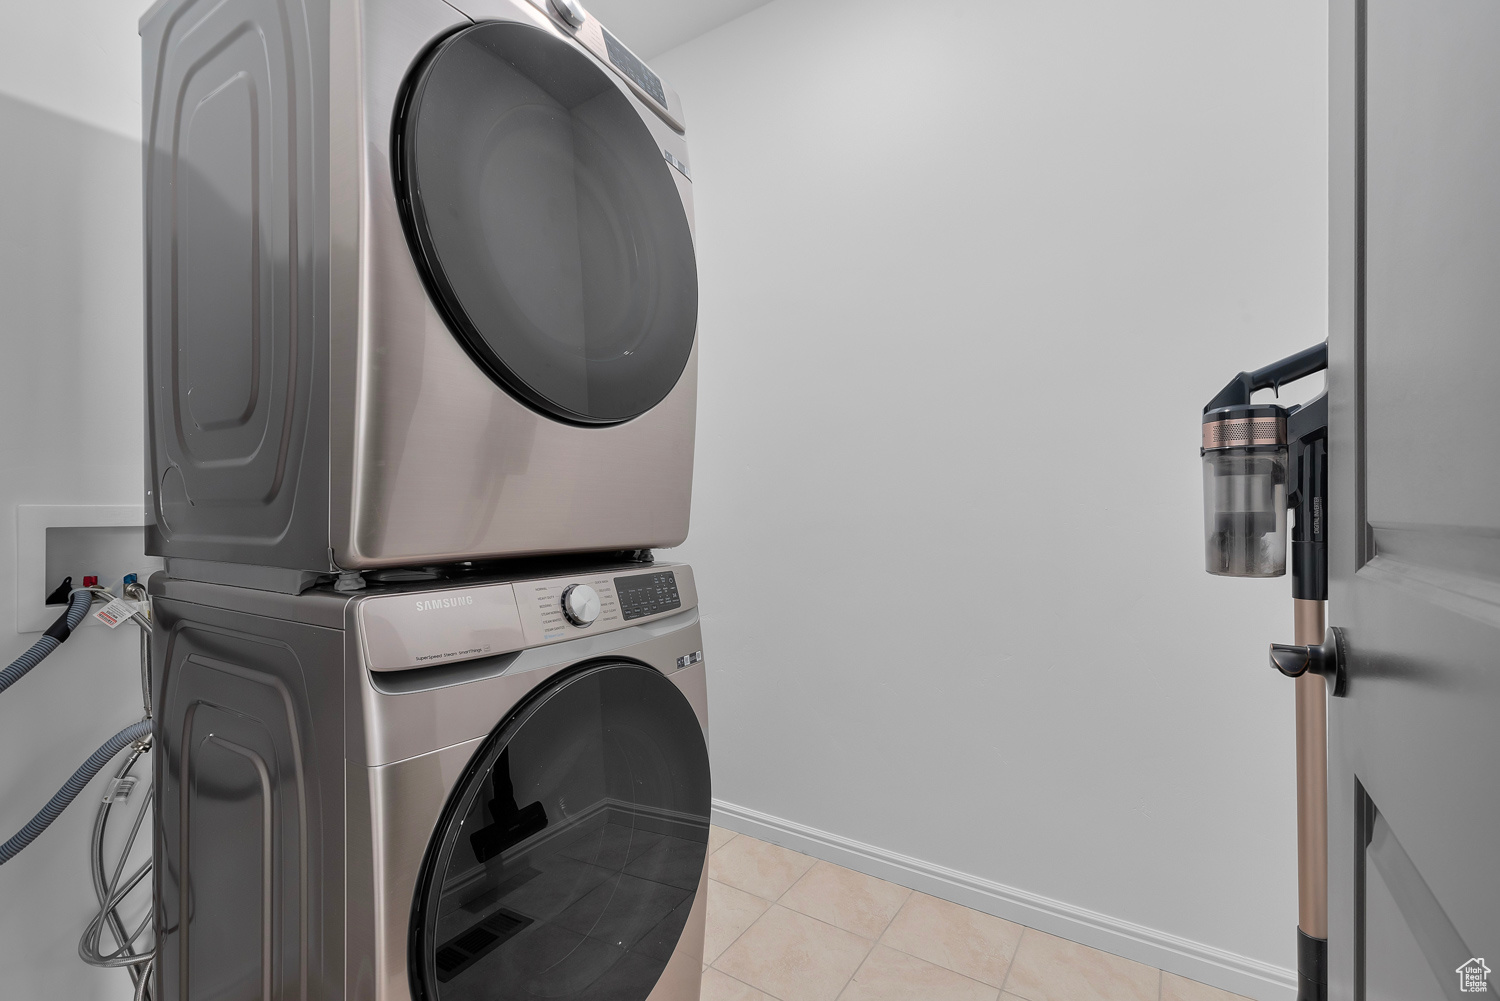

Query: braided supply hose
[0,719,153,865]
[80,761,155,971]
[0,590,93,696]
[134,959,154,1001]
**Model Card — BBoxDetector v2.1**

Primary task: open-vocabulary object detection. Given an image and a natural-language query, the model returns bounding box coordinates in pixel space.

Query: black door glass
[411,662,711,1001]
[394,21,698,425]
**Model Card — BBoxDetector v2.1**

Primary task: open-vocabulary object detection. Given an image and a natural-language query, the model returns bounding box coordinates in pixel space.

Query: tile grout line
[998,925,1026,999]
[704,830,761,974]
[747,858,882,1001]
[705,882,776,973]
[827,927,878,1001]
[707,831,807,984]
[875,889,1024,1000]
[715,964,785,1001]
[839,880,916,999]
[819,860,1013,1000]
[831,869,1006,1001]
[773,862,877,1001]
[735,847,902,1001]
[782,853,901,1001]
[714,900,876,1001]
[703,826,774,975]
[1001,911,1032,999]
[868,879,913,945]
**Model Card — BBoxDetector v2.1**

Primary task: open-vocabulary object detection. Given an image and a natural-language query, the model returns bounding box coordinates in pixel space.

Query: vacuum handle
[1204,342,1328,412]
[1248,343,1328,395]
[1269,626,1348,697]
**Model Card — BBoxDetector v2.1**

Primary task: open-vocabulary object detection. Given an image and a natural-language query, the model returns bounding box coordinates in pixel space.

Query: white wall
[0,92,150,996]
[0,0,144,139]
[0,1,151,993]
[655,2,1327,998]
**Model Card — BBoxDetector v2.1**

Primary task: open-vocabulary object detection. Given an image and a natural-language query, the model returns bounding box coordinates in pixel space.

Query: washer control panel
[601,28,666,106]
[525,0,685,131]
[357,564,696,672]
[514,566,692,646]
[517,574,620,643]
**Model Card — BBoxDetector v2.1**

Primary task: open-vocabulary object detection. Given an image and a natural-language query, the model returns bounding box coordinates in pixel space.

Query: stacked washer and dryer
[140,0,710,998]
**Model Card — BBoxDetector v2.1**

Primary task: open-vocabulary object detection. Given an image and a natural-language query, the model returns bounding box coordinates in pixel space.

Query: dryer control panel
[356,564,697,672]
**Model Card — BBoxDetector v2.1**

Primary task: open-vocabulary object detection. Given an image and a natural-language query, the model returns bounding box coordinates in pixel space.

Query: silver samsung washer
[149,562,710,1001]
[141,0,698,574]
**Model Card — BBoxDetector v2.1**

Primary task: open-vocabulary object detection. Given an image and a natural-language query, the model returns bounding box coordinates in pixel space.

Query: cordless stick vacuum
[1201,342,1345,1001]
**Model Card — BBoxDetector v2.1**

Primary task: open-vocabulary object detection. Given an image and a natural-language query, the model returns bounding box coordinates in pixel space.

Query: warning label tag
[94,598,136,629]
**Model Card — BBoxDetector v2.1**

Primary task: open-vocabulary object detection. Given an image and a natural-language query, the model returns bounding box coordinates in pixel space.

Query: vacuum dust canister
[1201,404,1288,577]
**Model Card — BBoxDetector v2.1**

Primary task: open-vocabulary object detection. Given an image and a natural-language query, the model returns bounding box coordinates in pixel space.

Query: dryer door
[410,661,711,1001]
[394,20,698,425]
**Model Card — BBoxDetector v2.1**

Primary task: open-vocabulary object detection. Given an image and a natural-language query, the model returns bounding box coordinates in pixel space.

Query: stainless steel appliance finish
[141,0,698,575]
[149,561,709,1001]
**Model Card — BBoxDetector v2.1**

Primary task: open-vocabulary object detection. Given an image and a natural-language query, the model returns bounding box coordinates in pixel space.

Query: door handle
[1269,626,1348,697]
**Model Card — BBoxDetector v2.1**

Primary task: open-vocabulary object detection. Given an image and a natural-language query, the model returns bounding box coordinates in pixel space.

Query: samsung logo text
[415,595,475,611]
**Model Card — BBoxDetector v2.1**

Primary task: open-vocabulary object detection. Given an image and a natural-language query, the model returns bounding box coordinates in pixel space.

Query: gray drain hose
[0,719,153,865]
[0,590,93,696]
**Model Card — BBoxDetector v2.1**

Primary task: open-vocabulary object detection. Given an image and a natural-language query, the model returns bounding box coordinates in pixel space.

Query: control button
[561,584,601,626]
[550,0,586,28]
[614,570,681,621]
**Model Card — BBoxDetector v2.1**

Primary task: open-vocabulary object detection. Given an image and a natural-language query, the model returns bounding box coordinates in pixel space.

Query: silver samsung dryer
[150,561,710,1001]
[141,0,698,576]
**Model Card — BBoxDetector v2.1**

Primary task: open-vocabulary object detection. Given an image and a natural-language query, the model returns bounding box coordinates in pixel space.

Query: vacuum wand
[1201,342,1331,1001]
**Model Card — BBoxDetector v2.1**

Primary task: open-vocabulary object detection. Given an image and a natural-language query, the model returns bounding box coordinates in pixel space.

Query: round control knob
[550,0,586,28]
[561,584,601,626]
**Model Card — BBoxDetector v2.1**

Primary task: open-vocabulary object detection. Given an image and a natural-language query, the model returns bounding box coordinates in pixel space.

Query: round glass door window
[410,662,712,1001]
[394,21,698,425]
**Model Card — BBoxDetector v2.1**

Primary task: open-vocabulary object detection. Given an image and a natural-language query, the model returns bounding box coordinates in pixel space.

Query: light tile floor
[701,827,1254,1001]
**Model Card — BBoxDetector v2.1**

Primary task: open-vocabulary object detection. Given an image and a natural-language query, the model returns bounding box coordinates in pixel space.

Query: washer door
[393,21,698,425]
[410,662,711,1001]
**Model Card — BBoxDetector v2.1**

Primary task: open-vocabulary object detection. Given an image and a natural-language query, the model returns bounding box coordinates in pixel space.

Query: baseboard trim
[711,799,1295,1001]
